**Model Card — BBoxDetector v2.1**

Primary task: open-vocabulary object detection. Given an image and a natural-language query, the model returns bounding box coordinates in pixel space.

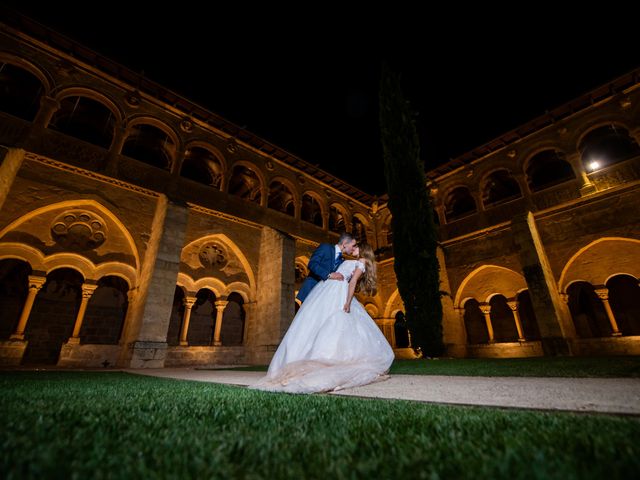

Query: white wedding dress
[251,259,394,394]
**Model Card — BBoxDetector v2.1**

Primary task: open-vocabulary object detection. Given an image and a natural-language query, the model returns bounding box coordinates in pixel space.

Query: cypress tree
[378,66,444,356]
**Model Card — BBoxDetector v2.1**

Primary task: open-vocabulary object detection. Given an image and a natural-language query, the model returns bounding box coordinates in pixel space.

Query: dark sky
[4,3,638,195]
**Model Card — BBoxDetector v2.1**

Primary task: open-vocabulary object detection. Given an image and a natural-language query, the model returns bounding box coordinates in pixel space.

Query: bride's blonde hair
[356,243,377,297]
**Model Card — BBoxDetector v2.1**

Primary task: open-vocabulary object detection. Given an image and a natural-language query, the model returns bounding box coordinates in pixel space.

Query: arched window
[0,63,43,121]
[122,124,174,169]
[482,170,521,206]
[352,216,366,243]
[181,147,223,188]
[49,96,115,149]
[329,205,346,233]
[444,187,476,221]
[268,181,295,216]
[301,194,323,227]
[526,150,575,191]
[221,292,245,345]
[580,125,640,171]
[81,276,129,345]
[463,299,488,344]
[606,274,640,335]
[489,295,519,342]
[567,282,611,338]
[228,165,262,204]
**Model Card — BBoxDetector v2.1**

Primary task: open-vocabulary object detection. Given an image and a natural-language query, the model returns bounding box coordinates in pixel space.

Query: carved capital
[27,275,47,291]
[183,297,197,308]
[594,287,609,301]
[215,300,229,311]
[479,303,491,315]
[506,300,519,311]
[81,283,99,299]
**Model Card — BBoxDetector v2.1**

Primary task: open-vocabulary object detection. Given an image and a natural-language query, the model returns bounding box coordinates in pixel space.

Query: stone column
[593,287,622,336]
[567,153,596,196]
[438,246,465,353]
[507,299,526,342]
[103,126,128,175]
[512,212,575,355]
[178,296,197,346]
[170,147,187,176]
[247,227,295,363]
[212,299,229,346]
[478,303,495,343]
[117,196,189,368]
[10,275,47,340]
[435,205,446,227]
[68,283,99,344]
[33,96,60,128]
[0,148,26,212]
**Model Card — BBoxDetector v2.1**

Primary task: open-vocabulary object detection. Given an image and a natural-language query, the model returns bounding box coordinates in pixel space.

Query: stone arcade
[1,14,639,367]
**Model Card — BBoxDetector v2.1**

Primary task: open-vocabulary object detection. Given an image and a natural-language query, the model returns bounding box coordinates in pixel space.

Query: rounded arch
[223,282,252,303]
[0,243,46,271]
[383,289,405,318]
[454,265,527,308]
[93,263,137,289]
[227,160,267,206]
[329,202,351,233]
[122,116,180,170]
[523,148,575,192]
[177,273,226,298]
[443,184,477,221]
[559,237,640,292]
[301,190,326,227]
[182,141,227,189]
[267,176,299,217]
[45,255,90,280]
[0,199,140,274]
[180,233,256,297]
[480,168,522,206]
[0,51,53,94]
[125,115,181,147]
[53,86,124,124]
[575,118,633,149]
[577,122,640,171]
[364,303,379,318]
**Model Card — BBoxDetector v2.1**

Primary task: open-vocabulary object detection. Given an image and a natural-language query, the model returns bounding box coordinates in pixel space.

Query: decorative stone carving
[226,138,239,154]
[125,91,141,108]
[199,242,227,268]
[51,210,107,250]
[507,150,516,158]
[265,160,275,171]
[180,118,194,133]
[297,175,306,184]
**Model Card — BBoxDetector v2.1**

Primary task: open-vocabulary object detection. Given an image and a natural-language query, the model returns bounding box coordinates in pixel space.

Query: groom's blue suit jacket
[296,243,343,303]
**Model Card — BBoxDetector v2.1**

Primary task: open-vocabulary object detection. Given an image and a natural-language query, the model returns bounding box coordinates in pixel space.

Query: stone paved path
[127,368,640,415]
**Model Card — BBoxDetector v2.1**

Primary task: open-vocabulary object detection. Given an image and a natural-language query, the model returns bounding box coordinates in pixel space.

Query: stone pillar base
[579,183,596,196]
[0,339,28,366]
[121,341,168,368]
[541,337,572,356]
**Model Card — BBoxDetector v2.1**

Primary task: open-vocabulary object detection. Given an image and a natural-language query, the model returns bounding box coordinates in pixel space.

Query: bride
[251,243,394,394]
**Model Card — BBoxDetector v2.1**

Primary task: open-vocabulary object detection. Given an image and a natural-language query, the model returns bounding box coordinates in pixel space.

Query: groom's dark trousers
[296,243,343,303]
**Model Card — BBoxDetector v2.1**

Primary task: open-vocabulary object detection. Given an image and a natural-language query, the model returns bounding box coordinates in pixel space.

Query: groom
[296,232,357,303]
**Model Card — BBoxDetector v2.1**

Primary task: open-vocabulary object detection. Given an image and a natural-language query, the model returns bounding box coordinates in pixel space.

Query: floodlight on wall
[587,160,601,172]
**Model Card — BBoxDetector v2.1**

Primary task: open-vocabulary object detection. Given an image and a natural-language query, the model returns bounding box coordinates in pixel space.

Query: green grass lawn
[221,356,640,377]
[1,372,638,479]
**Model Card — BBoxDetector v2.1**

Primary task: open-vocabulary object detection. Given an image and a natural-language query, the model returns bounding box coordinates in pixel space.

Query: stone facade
[0,15,639,367]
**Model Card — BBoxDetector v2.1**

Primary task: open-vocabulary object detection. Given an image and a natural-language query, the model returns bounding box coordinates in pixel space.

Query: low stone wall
[571,336,640,356]
[57,343,121,368]
[165,345,246,367]
[393,348,421,360]
[467,341,544,358]
[0,339,28,366]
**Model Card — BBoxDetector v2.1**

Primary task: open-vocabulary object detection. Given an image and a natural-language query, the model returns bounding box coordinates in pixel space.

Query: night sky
[3,3,638,195]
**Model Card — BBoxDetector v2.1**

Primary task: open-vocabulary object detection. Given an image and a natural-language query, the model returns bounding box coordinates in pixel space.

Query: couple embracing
[252,233,394,394]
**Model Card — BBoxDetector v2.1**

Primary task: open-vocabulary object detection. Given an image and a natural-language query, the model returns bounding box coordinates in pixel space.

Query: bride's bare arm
[343,267,363,313]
